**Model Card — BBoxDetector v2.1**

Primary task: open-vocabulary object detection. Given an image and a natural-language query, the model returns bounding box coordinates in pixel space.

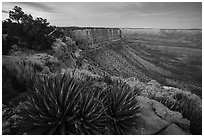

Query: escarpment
[59,27,202,98]
[61,27,122,49]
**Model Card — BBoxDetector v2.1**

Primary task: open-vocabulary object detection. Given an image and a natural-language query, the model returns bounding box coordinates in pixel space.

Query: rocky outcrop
[157,124,187,135]
[126,78,202,135]
[2,53,59,74]
[62,27,121,48]
[52,37,74,60]
[132,96,190,135]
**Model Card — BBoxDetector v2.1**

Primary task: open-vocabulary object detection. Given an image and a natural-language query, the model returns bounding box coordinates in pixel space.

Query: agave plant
[13,73,108,135]
[61,68,98,83]
[103,80,140,134]
[74,89,108,134]
[13,73,82,134]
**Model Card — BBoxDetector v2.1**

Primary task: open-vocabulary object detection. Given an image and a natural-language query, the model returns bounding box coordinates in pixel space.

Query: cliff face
[121,28,161,36]
[62,27,121,45]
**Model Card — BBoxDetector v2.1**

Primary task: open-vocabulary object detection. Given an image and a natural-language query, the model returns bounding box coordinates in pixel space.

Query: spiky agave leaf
[13,73,83,135]
[61,68,97,82]
[103,80,140,135]
[74,88,108,135]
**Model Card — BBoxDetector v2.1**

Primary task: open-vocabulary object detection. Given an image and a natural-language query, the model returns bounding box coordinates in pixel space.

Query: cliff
[61,27,121,46]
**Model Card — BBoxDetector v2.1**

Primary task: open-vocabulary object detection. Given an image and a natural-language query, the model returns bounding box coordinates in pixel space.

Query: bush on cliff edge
[2,6,63,55]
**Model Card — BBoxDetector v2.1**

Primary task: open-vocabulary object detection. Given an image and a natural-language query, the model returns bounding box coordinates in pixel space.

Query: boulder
[52,38,71,59]
[147,80,161,87]
[157,124,188,135]
[136,96,170,134]
[135,96,190,135]
[151,99,190,131]
[125,78,149,97]
[64,36,76,46]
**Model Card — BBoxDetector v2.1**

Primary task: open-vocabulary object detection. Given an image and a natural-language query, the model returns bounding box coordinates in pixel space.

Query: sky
[2,2,202,29]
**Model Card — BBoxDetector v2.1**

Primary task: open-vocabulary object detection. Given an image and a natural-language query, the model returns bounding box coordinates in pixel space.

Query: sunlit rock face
[62,27,121,46]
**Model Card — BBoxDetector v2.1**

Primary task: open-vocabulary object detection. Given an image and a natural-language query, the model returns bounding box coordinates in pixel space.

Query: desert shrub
[102,80,140,134]
[173,93,202,135]
[150,95,176,110]
[2,60,40,105]
[60,68,101,83]
[2,6,63,54]
[150,92,202,135]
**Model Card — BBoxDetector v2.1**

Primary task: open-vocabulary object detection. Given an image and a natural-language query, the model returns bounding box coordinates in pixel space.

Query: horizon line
[59,26,202,30]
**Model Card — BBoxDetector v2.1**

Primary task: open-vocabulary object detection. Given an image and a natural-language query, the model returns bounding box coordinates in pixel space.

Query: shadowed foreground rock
[157,124,187,135]
[131,96,190,135]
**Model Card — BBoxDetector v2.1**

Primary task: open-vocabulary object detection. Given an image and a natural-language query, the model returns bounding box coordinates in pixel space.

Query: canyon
[2,4,202,135]
[60,27,202,97]
[2,27,202,135]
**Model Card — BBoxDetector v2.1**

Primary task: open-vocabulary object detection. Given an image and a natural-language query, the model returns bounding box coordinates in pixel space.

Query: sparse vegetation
[150,91,202,135]
[2,60,41,105]
[102,80,140,134]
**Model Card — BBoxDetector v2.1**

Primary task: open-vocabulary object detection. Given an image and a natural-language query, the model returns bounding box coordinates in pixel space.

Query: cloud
[15,2,59,13]
[2,9,9,13]
[139,11,173,17]
[2,2,201,29]
[134,2,143,7]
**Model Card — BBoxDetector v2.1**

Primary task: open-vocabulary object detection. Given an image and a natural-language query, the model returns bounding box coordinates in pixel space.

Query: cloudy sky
[2,2,202,29]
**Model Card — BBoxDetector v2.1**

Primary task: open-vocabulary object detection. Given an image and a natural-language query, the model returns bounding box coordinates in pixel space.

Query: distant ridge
[120,27,202,30]
[60,26,120,30]
[61,26,202,30]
